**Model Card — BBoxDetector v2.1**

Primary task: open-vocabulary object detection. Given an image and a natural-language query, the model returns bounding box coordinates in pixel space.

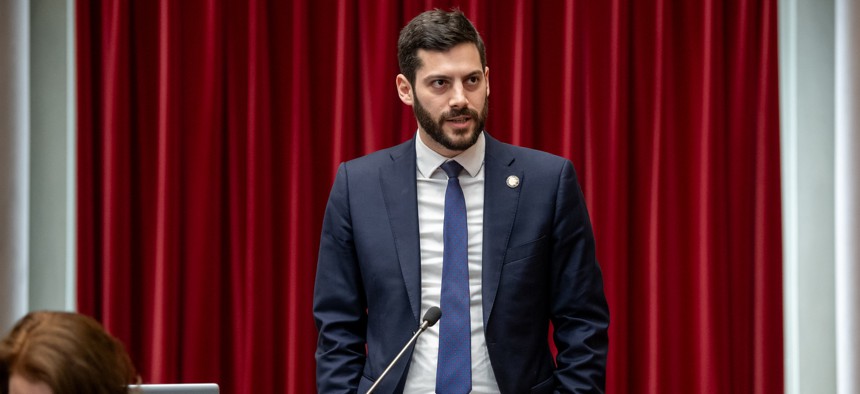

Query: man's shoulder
[508,143,567,161]
[488,136,570,169]
[341,138,414,172]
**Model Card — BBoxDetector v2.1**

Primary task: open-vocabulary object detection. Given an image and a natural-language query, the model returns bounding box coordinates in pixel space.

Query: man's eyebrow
[421,71,484,82]
[422,74,452,82]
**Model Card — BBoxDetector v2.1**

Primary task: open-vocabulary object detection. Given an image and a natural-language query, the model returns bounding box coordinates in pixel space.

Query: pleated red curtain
[76,0,782,393]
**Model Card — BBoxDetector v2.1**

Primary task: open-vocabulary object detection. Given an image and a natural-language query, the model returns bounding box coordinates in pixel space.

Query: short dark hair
[397,9,487,86]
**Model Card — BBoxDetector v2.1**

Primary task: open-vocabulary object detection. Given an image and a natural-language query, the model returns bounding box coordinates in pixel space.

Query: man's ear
[484,66,490,97]
[396,74,414,106]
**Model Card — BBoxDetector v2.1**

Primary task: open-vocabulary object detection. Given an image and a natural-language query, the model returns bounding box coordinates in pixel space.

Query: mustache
[441,107,479,120]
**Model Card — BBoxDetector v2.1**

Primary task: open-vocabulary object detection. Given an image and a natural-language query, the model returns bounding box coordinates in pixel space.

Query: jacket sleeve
[314,163,367,393]
[551,160,610,393]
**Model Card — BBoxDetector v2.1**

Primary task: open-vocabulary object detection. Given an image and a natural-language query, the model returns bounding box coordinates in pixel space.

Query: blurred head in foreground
[0,311,138,394]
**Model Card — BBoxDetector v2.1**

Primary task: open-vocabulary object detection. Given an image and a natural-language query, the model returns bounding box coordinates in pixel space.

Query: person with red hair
[0,311,139,394]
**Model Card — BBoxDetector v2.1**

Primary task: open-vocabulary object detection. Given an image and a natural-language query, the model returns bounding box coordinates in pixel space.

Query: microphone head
[423,306,442,327]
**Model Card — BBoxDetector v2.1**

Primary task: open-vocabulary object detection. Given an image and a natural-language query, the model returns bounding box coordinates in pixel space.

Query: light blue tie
[436,160,471,394]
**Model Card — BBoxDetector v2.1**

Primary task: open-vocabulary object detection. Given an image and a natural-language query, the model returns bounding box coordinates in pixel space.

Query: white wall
[780,0,860,392]
[780,0,837,392]
[0,0,75,333]
[835,0,860,392]
[0,0,31,334]
[29,0,76,312]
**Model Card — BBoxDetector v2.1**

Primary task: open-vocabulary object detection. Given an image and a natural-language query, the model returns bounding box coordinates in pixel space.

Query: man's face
[397,43,489,157]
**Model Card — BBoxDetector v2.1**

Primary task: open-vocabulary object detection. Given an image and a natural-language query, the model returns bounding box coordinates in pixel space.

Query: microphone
[422,306,442,328]
[366,307,441,394]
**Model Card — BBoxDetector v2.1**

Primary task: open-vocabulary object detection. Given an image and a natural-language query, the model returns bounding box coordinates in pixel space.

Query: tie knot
[441,160,464,179]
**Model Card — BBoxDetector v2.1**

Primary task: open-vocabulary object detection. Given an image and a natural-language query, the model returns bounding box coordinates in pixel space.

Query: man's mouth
[446,116,472,126]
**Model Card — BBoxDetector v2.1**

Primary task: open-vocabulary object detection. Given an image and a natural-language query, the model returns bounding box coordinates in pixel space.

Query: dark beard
[413,94,488,152]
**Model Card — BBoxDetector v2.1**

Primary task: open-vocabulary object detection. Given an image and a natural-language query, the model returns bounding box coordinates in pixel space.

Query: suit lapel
[379,139,422,323]
[376,135,521,326]
[481,134,521,327]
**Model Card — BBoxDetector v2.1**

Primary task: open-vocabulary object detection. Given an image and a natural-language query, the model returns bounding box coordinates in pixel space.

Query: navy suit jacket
[314,133,609,393]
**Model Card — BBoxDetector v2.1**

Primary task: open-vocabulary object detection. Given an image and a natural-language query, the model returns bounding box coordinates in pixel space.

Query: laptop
[133,384,220,394]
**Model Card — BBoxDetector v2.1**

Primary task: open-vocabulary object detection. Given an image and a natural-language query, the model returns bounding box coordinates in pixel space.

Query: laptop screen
[132,384,219,394]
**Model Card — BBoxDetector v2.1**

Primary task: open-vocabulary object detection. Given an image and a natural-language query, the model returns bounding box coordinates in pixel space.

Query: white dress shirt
[403,132,501,393]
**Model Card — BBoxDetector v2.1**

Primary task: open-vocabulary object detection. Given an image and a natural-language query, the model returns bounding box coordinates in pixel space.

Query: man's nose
[448,82,468,108]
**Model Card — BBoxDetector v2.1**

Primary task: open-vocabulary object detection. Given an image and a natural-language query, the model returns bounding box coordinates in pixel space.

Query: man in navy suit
[314,9,609,393]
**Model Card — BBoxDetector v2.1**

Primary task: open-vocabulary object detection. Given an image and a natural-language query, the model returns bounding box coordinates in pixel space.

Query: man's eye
[467,76,480,84]
[432,80,447,87]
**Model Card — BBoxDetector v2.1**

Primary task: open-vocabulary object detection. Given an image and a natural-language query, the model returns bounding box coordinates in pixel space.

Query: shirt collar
[415,131,486,179]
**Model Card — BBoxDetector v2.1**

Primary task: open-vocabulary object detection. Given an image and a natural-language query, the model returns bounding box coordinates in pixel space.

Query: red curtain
[76,0,783,393]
